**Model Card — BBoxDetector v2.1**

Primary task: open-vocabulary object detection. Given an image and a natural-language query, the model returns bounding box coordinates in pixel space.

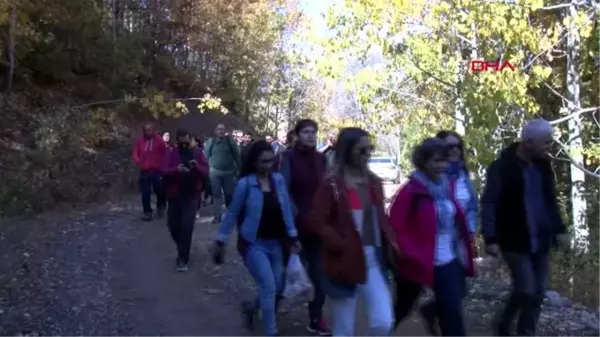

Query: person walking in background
[481,120,567,336]
[240,132,254,164]
[162,131,172,147]
[162,129,209,272]
[279,119,331,336]
[212,140,300,337]
[285,129,297,148]
[306,127,396,337]
[319,132,337,169]
[266,135,285,157]
[132,122,168,221]
[204,124,241,224]
[389,138,475,336]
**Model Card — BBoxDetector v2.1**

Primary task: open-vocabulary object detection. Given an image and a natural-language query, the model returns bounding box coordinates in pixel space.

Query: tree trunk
[565,2,588,252]
[5,1,16,93]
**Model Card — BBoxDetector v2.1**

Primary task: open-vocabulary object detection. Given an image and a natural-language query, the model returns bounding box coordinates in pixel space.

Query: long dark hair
[436,130,468,172]
[332,127,370,175]
[239,140,274,178]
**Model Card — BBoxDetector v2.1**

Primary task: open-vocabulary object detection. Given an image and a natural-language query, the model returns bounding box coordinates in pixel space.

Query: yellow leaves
[121,89,189,119]
[529,0,545,10]
[197,94,228,115]
[532,65,553,80]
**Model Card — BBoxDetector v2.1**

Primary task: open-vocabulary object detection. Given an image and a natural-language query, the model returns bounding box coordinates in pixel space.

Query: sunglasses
[358,146,374,155]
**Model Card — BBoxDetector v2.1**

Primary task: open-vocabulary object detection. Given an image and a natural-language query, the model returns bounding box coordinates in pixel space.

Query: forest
[0,0,598,308]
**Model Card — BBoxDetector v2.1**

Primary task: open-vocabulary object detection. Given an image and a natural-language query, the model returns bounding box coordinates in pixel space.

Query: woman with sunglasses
[212,140,300,337]
[436,130,478,235]
[306,127,396,336]
[389,138,475,336]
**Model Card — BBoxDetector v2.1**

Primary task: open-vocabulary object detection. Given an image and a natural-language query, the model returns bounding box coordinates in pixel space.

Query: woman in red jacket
[306,127,397,336]
[389,137,475,336]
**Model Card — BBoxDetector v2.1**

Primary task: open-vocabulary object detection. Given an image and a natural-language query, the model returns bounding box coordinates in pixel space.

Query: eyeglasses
[359,146,374,155]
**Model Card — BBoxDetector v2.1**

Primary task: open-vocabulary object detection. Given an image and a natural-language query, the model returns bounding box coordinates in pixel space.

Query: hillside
[0,90,254,217]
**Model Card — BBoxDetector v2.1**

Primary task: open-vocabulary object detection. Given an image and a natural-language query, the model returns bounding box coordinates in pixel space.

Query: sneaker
[142,213,152,221]
[240,301,257,331]
[212,216,220,224]
[156,208,165,219]
[419,303,439,336]
[306,319,332,336]
[176,260,188,272]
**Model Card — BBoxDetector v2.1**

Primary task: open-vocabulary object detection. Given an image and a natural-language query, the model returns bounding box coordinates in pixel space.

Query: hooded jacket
[132,133,168,172]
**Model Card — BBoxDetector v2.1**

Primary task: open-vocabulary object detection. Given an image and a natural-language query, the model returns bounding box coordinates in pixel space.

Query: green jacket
[204,136,240,174]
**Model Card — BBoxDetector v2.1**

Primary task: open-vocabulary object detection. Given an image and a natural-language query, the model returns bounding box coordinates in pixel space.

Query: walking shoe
[176,260,188,272]
[419,303,440,336]
[142,212,153,221]
[240,300,257,331]
[212,216,220,224]
[306,319,332,336]
[156,208,165,219]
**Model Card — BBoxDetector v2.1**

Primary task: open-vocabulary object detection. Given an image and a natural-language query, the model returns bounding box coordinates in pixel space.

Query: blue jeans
[244,239,284,336]
[210,173,236,220]
[394,259,466,336]
[139,171,166,214]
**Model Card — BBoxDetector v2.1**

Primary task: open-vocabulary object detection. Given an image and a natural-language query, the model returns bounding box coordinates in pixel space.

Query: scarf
[411,171,456,241]
[411,171,450,200]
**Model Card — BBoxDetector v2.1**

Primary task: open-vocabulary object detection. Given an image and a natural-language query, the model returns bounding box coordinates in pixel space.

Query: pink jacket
[389,178,475,286]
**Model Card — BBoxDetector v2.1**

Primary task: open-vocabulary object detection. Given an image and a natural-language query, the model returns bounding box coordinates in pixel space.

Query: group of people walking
[132,117,566,337]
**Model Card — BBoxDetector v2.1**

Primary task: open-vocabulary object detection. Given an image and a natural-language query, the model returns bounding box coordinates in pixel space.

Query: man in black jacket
[481,119,568,336]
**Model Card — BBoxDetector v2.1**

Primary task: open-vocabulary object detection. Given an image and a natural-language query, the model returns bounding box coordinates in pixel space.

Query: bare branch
[540,3,572,10]
[550,106,600,125]
[553,137,600,179]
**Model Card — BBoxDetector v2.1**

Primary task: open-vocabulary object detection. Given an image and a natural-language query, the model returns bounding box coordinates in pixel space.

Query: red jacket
[305,173,396,285]
[389,178,475,287]
[162,147,209,199]
[132,134,168,172]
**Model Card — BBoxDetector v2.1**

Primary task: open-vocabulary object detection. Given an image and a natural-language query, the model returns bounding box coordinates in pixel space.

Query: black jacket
[480,142,565,253]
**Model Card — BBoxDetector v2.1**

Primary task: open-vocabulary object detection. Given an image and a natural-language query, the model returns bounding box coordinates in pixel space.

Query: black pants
[394,260,466,336]
[497,252,548,336]
[139,171,166,214]
[167,197,197,264]
[301,242,326,322]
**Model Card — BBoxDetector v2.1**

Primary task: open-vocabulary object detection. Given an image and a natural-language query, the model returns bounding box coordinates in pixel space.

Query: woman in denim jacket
[212,140,300,337]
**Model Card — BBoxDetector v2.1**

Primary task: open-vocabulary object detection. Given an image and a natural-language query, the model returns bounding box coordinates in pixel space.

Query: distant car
[368,157,401,183]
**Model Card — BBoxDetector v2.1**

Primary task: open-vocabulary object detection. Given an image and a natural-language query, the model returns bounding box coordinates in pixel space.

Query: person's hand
[290,239,301,254]
[177,164,190,173]
[485,243,500,257]
[189,159,197,166]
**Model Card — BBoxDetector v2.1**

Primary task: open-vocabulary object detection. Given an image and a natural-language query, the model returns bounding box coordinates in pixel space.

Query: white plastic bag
[282,253,313,301]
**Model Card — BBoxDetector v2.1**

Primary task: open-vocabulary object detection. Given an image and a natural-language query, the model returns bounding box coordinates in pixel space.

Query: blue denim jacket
[216,172,298,243]
[457,171,479,234]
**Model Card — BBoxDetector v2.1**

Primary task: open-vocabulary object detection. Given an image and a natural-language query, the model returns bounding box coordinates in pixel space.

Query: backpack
[207,136,236,160]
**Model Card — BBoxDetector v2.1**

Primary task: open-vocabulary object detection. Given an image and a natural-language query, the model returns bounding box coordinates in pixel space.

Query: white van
[368,157,401,183]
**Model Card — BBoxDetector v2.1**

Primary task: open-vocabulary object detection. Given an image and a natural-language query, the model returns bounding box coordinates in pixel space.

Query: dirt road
[0,181,503,336]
